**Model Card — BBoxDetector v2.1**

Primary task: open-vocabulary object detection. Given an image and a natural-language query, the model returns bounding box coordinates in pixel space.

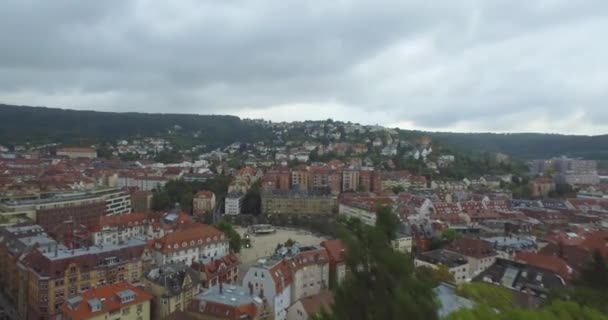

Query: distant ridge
[1,103,607,160]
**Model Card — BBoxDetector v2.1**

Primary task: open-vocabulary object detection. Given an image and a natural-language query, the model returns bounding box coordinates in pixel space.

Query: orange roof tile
[62,281,152,319]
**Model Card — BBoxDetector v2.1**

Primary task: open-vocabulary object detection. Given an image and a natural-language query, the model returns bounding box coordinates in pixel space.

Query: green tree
[456,282,514,311]
[151,190,171,210]
[316,206,439,320]
[217,221,242,253]
[570,250,608,313]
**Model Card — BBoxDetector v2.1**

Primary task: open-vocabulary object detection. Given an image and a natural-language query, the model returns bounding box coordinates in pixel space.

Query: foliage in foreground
[315,207,439,320]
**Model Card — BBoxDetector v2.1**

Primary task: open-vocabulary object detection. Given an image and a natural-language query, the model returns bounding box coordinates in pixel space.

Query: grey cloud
[0,0,607,133]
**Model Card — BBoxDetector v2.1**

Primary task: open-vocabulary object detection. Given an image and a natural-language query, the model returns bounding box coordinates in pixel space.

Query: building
[18,239,147,320]
[143,263,200,319]
[261,190,336,216]
[62,281,152,320]
[98,188,132,215]
[553,157,600,186]
[0,188,131,230]
[286,290,333,320]
[242,245,330,320]
[131,190,153,212]
[151,224,229,267]
[225,192,244,215]
[482,236,537,258]
[191,253,240,289]
[529,177,556,198]
[338,194,394,226]
[193,191,216,216]
[358,168,381,193]
[341,168,360,192]
[118,174,168,191]
[189,284,266,320]
[415,249,470,284]
[90,212,150,246]
[473,258,567,298]
[320,240,346,289]
[56,147,97,159]
[445,237,498,278]
[291,168,309,192]
[0,224,57,305]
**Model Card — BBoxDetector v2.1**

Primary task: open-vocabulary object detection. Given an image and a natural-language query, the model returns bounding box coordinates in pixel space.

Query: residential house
[62,281,152,320]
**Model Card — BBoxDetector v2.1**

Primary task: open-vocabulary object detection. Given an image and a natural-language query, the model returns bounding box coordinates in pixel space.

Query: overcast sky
[1,1,607,134]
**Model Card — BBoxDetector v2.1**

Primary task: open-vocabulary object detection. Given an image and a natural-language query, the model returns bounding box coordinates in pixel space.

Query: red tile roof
[299,290,334,316]
[62,281,152,320]
[515,251,572,280]
[155,224,225,254]
[321,240,346,264]
[446,237,497,259]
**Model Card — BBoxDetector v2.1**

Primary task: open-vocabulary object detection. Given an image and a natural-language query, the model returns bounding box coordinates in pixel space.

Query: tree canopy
[316,206,439,320]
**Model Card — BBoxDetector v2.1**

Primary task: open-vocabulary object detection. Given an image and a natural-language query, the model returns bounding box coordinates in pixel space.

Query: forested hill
[0,104,273,148]
[430,132,608,160]
[2,104,608,160]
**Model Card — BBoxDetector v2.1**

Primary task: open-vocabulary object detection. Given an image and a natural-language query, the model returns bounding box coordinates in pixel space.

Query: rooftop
[417,249,468,268]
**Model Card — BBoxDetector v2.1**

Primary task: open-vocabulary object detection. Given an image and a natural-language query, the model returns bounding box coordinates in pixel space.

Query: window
[137,304,143,313]
[122,307,130,315]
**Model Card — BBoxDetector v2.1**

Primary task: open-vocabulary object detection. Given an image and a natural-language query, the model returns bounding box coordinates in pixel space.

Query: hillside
[0,104,273,149]
[430,132,608,160]
[1,104,608,161]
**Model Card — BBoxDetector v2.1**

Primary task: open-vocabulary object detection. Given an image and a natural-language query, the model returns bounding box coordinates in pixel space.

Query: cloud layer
[1,1,607,134]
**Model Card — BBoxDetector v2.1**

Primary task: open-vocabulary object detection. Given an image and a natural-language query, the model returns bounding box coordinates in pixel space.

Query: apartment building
[224,191,243,215]
[56,147,97,159]
[189,284,266,320]
[261,190,336,216]
[90,213,150,246]
[131,190,153,212]
[0,225,58,305]
[143,263,200,319]
[341,168,360,192]
[151,224,229,267]
[18,239,147,320]
[242,245,329,320]
[62,282,152,320]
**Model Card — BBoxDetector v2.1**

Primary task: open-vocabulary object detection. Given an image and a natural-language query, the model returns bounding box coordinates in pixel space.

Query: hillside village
[1,119,608,320]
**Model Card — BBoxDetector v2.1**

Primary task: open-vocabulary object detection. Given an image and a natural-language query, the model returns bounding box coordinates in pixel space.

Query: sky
[1,1,607,135]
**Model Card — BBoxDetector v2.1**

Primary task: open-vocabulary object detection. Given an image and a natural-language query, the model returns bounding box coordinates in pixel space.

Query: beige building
[261,191,336,215]
[193,191,216,216]
[18,239,147,319]
[143,263,201,319]
[62,282,152,320]
[57,147,98,159]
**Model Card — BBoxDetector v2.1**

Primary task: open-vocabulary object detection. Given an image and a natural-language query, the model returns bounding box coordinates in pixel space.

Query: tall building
[341,168,360,192]
[225,191,244,215]
[554,157,600,185]
[62,282,152,320]
[291,168,309,192]
[18,239,147,320]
